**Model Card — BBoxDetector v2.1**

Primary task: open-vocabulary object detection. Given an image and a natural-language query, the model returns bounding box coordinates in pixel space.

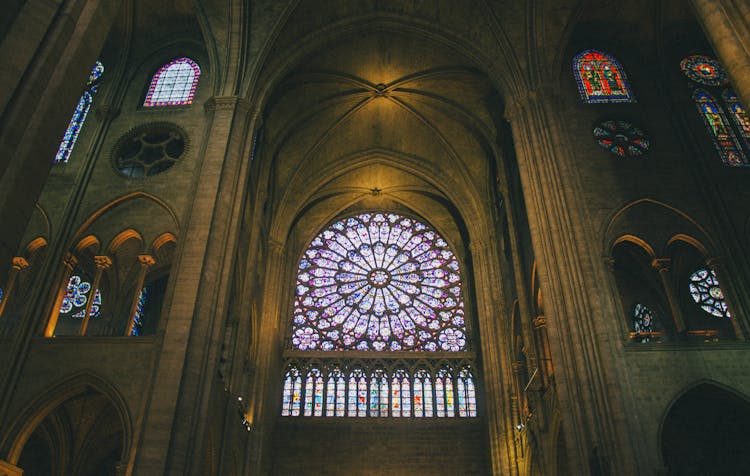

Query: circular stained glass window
[633,303,655,334]
[680,55,729,86]
[113,123,186,177]
[291,212,466,352]
[689,268,731,318]
[593,120,650,158]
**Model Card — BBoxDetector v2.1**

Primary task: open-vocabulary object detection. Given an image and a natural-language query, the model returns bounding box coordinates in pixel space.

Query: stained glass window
[633,303,656,341]
[292,212,466,352]
[573,50,634,103]
[325,367,346,417]
[370,369,389,417]
[689,268,731,318]
[129,286,149,336]
[723,90,750,148]
[681,55,729,86]
[457,367,477,417]
[592,120,650,158]
[143,57,200,107]
[303,368,324,417]
[54,61,104,164]
[59,274,101,319]
[281,365,302,416]
[692,89,747,166]
[282,212,477,419]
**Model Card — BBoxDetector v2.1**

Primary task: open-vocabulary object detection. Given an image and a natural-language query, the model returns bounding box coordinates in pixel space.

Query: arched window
[689,268,731,318]
[143,57,201,107]
[281,365,302,416]
[53,61,104,164]
[681,55,750,166]
[573,50,634,103]
[692,89,747,166]
[723,90,750,148]
[282,212,477,418]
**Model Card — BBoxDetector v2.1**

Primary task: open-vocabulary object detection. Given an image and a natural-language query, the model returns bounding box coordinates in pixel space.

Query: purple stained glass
[291,213,466,351]
[54,61,104,164]
[59,274,101,319]
[143,57,201,107]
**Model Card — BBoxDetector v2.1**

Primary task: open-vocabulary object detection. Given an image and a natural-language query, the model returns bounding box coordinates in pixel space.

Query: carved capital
[532,315,546,329]
[11,257,29,271]
[63,253,78,270]
[94,255,113,269]
[137,254,156,267]
[651,258,672,272]
[0,460,23,476]
[511,361,525,373]
[204,96,252,115]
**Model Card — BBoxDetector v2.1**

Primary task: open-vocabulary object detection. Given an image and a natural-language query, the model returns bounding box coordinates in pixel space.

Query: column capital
[511,361,525,373]
[204,96,252,115]
[503,88,560,122]
[11,256,29,270]
[138,254,156,267]
[0,459,24,475]
[63,253,78,270]
[94,255,112,269]
[532,315,546,329]
[651,258,672,272]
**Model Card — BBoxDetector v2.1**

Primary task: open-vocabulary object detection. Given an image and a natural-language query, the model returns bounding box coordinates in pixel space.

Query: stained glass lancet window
[54,61,104,164]
[689,268,731,318]
[143,57,200,107]
[723,90,750,148]
[573,50,634,103]
[692,89,747,166]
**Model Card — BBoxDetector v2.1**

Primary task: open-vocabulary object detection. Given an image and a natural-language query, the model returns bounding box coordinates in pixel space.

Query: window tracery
[573,50,634,103]
[282,212,477,418]
[143,57,200,107]
[689,268,731,318]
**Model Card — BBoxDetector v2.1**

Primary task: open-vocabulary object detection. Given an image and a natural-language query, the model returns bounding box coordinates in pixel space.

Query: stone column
[134,97,253,475]
[0,0,123,280]
[706,257,745,340]
[124,255,156,336]
[505,90,637,475]
[79,255,111,336]
[532,315,552,387]
[0,460,23,476]
[44,253,77,337]
[691,0,750,108]
[651,259,687,334]
[0,257,29,318]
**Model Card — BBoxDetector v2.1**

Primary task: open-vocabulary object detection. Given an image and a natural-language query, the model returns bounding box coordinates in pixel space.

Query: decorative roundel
[291,212,466,352]
[592,120,650,158]
[113,123,186,177]
[680,55,729,86]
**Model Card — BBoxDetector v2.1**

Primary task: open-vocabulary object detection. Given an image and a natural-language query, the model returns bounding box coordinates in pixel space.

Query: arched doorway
[661,383,750,475]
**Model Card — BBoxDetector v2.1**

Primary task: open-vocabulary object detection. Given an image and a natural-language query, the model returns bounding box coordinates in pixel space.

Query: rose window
[291,212,466,352]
